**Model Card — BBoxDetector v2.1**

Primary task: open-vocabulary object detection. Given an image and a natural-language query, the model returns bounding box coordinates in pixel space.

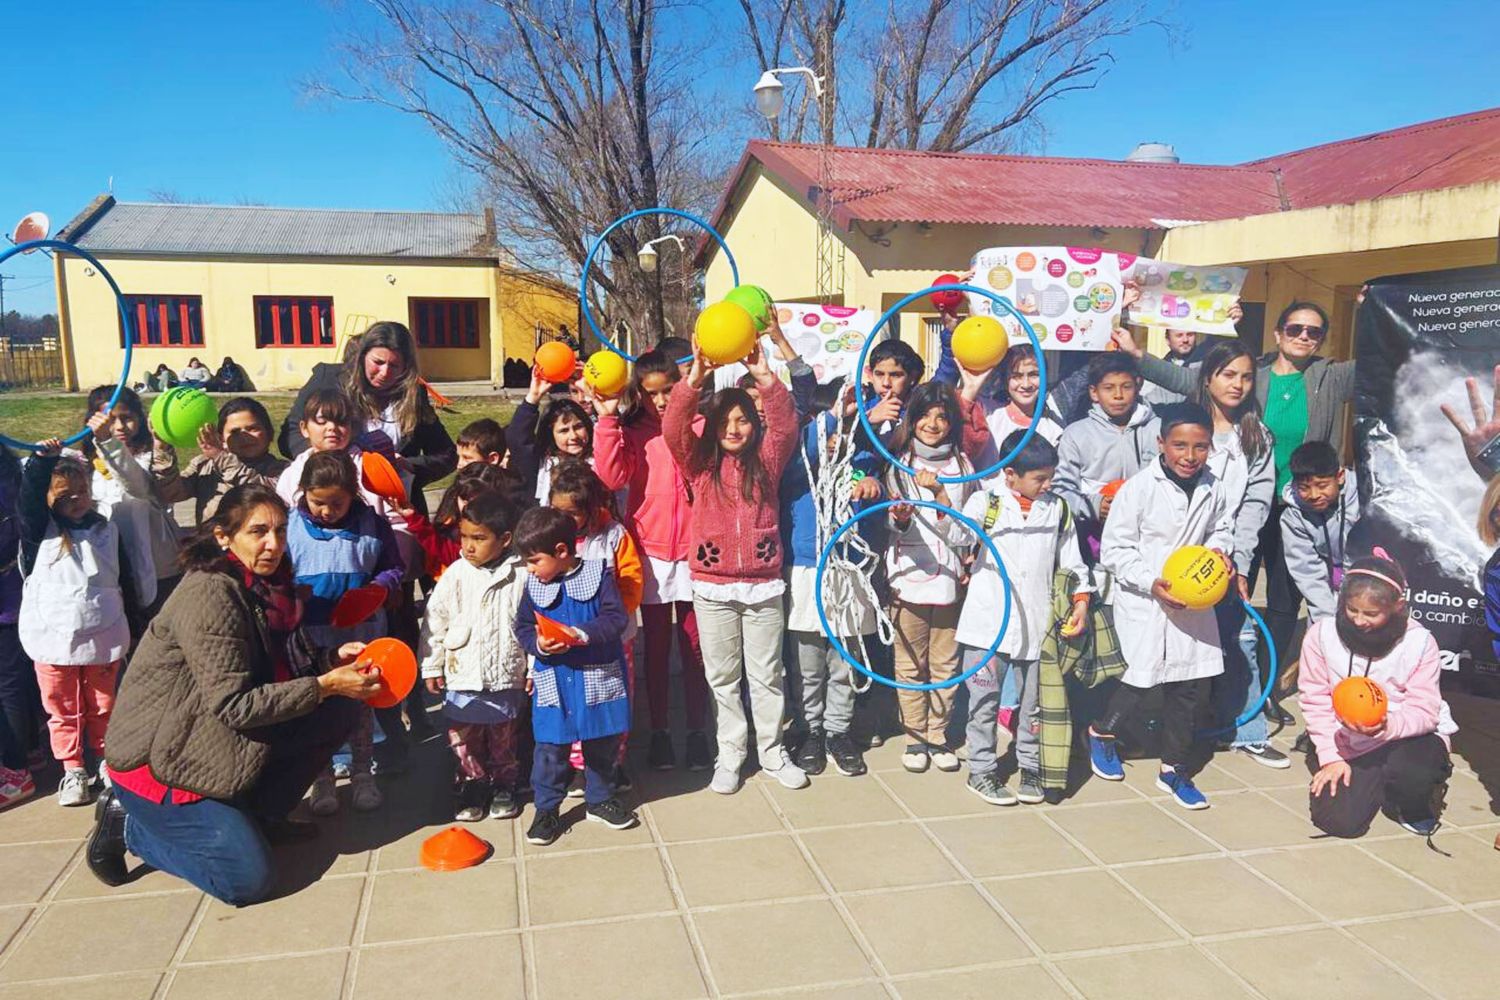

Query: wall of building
[55,254,574,391]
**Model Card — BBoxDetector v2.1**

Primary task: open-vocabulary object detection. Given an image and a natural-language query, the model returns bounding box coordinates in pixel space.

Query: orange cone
[420,826,493,872]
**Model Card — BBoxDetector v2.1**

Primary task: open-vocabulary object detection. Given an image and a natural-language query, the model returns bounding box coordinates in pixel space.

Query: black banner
[1355,263,1500,692]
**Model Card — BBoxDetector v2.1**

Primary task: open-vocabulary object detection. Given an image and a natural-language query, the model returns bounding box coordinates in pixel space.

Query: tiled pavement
[1,695,1499,1000]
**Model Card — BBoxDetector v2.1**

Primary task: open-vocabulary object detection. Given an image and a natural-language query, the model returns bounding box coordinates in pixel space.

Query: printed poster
[1121,256,1247,336]
[1355,264,1500,694]
[965,247,1123,352]
[712,303,878,391]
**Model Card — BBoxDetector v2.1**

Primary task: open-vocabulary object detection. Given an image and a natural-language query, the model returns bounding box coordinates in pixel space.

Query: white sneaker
[57,768,92,807]
[902,746,931,773]
[763,760,809,790]
[94,764,113,790]
[709,766,741,795]
[309,775,339,816]
[929,749,961,773]
[350,774,382,812]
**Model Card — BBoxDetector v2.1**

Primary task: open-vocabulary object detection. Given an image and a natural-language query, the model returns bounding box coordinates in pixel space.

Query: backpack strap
[983,492,1002,531]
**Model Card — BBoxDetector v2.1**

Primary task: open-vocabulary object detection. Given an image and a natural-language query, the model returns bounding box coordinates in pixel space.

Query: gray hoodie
[1279,471,1360,620]
[1053,401,1160,521]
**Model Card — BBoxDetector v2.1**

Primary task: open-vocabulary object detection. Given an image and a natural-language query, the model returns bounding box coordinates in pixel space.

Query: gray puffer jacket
[1279,472,1360,621]
[105,569,331,800]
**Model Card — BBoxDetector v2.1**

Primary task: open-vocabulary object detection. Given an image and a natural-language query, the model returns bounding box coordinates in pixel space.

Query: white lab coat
[956,489,1091,660]
[1100,459,1233,688]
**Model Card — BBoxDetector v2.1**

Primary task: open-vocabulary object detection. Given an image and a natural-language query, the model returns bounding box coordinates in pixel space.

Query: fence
[0,348,64,390]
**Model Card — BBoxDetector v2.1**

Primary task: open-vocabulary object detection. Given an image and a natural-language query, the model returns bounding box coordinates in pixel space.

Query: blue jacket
[516,559,630,743]
[1486,549,1500,661]
[287,502,403,628]
[781,411,883,568]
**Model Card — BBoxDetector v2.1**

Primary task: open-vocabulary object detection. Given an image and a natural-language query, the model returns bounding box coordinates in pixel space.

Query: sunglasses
[1282,323,1326,340]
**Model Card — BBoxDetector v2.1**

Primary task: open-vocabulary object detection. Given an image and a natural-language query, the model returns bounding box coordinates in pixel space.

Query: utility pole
[0,274,9,339]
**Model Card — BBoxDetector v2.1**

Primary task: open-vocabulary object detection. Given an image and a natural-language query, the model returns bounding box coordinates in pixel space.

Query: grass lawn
[0,392,517,487]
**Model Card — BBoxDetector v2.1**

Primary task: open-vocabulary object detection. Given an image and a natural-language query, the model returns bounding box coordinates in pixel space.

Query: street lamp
[753,67,824,119]
[637,235,685,273]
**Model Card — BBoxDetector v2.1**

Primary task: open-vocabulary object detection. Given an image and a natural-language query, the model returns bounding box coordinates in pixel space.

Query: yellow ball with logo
[582,351,630,397]
[1160,545,1230,610]
[695,301,758,365]
[950,315,1009,372]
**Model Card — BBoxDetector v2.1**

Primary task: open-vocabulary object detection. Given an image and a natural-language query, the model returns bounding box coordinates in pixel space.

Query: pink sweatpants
[35,662,120,770]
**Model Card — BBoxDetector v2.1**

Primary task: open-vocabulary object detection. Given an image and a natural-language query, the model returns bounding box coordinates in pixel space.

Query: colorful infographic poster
[1120,255,1247,337]
[965,247,1123,352]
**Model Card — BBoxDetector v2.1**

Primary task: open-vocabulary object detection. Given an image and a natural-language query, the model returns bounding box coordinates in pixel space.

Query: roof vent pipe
[1125,142,1179,164]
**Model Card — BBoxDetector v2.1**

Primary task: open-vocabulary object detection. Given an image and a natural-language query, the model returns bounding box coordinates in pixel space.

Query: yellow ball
[695,301,758,365]
[1160,545,1230,610]
[582,351,630,397]
[951,315,1009,372]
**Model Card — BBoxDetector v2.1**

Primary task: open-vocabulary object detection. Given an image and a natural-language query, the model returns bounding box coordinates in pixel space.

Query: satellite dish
[10,212,50,253]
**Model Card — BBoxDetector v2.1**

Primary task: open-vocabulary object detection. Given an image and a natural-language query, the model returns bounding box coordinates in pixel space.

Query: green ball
[150,387,218,450]
[723,285,774,331]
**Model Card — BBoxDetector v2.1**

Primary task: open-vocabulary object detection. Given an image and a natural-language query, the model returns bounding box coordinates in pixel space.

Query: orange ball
[535,341,577,383]
[1333,676,1388,729]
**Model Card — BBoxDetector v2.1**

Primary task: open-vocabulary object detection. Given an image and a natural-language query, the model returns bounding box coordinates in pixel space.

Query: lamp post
[752,67,824,120]
[637,235,686,273]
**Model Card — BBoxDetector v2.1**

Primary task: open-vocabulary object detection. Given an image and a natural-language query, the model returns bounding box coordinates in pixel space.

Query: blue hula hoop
[578,208,739,367]
[0,239,133,451]
[1196,599,1280,739]
[816,498,1012,692]
[856,283,1047,485]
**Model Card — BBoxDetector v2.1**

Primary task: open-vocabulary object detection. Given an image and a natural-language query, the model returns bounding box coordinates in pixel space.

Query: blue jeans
[1215,601,1267,746]
[533,738,615,811]
[116,783,276,906]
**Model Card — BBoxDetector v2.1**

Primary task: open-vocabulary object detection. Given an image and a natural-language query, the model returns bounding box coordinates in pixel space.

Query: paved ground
[1,692,1498,1000]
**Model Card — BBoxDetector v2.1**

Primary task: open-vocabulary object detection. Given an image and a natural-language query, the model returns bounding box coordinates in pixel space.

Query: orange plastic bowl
[331,584,387,629]
[1333,676,1388,729]
[419,826,492,872]
[535,611,584,648]
[358,637,418,709]
[535,341,577,383]
[360,452,408,505]
[1100,479,1126,499]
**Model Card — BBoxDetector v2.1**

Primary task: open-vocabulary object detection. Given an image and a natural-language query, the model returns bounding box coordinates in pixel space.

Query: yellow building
[53,196,578,391]
[702,107,1500,364]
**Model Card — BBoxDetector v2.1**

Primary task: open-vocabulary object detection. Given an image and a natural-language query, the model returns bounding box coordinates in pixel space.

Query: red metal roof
[704,106,1500,250]
[1249,106,1500,207]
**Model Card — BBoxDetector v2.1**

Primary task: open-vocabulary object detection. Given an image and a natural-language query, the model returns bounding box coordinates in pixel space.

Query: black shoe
[611,764,633,793]
[1264,702,1295,726]
[826,731,867,777]
[586,797,639,830]
[86,789,129,887]
[260,817,321,845]
[685,730,713,772]
[526,809,564,845]
[1292,732,1313,755]
[488,786,521,820]
[648,730,676,771]
[796,727,828,776]
[454,781,490,822]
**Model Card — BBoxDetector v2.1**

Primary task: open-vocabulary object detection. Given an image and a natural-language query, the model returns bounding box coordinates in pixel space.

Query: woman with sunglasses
[1113,301,1355,725]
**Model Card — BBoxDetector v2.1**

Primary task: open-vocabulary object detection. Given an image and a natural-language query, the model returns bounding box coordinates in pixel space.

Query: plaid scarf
[226,553,303,681]
[1037,568,1127,790]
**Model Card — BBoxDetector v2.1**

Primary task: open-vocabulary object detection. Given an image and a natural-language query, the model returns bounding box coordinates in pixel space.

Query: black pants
[1099,677,1208,770]
[1309,734,1451,839]
[1254,503,1303,693]
[0,624,41,769]
[243,696,363,820]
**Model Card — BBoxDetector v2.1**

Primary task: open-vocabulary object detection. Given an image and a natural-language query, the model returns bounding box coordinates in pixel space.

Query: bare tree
[739,0,1160,153]
[314,0,723,347]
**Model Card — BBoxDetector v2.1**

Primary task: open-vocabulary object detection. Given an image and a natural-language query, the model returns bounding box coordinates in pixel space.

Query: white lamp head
[753,71,785,119]
[637,243,659,273]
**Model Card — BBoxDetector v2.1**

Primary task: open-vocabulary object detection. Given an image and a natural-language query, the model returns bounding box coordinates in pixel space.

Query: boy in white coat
[1090,404,1234,810]
[958,433,1090,806]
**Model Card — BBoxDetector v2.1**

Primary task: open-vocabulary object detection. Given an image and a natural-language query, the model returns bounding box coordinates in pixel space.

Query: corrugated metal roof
[59,200,495,259]
[1249,106,1500,207]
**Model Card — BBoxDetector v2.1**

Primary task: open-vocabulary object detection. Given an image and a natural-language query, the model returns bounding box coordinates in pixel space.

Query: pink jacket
[594,408,692,563]
[662,377,797,587]
[1300,617,1453,765]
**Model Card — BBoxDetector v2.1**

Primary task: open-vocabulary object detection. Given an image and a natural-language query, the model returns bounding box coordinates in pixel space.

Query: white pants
[694,594,787,771]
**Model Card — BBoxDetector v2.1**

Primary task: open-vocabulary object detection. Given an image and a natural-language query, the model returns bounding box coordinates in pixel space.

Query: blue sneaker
[1398,814,1439,837]
[1157,769,1208,810]
[1088,729,1123,781]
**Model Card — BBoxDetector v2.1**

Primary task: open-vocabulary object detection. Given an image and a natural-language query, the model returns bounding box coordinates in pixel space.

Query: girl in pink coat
[591,348,711,772]
[1302,554,1455,839]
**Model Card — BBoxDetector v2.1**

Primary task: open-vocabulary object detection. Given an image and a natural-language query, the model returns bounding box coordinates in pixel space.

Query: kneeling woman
[85,484,383,905]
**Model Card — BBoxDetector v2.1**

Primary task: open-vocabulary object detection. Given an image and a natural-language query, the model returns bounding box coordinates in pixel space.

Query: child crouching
[421,493,529,822]
[514,507,637,845]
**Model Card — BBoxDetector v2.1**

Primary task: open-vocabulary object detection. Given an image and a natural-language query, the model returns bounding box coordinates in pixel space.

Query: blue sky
[3,0,1497,315]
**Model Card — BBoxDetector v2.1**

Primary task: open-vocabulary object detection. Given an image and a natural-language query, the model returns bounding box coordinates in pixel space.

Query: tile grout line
[338,836,381,1000]
[512,809,540,1000]
[867,768,1087,1000]
[0,838,85,978]
[150,891,212,1000]
[639,789,723,999]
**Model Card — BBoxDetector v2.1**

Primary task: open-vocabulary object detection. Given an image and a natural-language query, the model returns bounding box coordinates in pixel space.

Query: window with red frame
[254,296,335,348]
[409,298,483,349]
[120,294,205,347]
